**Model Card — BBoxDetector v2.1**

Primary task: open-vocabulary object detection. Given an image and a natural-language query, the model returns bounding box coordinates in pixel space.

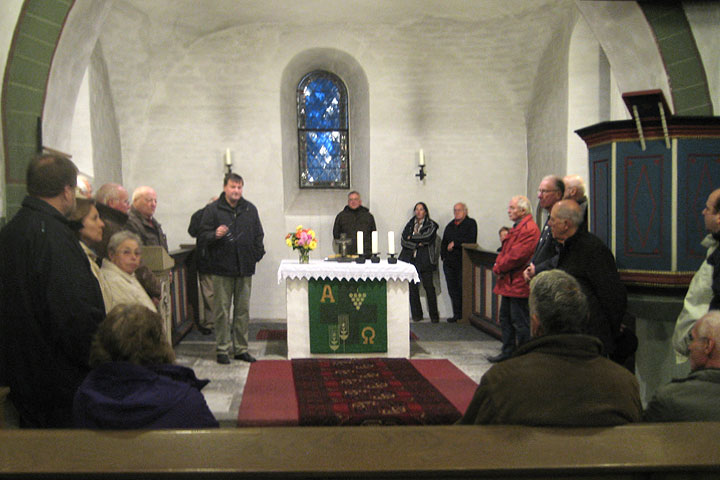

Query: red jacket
[493,214,540,298]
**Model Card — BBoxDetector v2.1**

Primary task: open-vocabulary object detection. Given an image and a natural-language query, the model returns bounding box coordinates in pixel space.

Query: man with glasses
[645,311,720,421]
[523,175,564,282]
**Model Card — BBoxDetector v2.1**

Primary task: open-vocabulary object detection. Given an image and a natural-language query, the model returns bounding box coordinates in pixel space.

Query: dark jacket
[531,215,558,275]
[557,229,627,355]
[188,206,211,273]
[643,368,720,422]
[73,362,219,429]
[126,207,168,250]
[0,196,106,427]
[399,217,439,272]
[458,334,642,426]
[493,215,540,298]
[440,216,477,266]
[94,202,129,260]
[199,194,265,277]
[332,205,376,254]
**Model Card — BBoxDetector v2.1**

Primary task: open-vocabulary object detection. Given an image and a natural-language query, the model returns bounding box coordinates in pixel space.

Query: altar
[277,259,419,359]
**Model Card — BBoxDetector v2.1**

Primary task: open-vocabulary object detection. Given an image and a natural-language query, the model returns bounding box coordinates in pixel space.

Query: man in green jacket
[645,311,720,422]
[459,269,641,426]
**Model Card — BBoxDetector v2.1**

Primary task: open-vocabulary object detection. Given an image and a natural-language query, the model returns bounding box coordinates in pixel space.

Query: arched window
[296,71,349,189]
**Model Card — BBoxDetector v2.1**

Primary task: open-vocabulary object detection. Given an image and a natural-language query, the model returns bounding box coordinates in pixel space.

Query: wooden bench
[1,423,719,478]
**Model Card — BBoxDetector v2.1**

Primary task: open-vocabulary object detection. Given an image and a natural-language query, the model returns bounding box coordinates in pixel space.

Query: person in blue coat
[73,304,218,429]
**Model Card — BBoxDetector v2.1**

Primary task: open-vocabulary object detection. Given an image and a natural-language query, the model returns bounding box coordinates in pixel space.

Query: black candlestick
[387,253,397,264]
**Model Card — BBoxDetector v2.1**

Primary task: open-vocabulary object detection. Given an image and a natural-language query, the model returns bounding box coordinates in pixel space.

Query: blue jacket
[198,193,265,277]
[73,362,219,429]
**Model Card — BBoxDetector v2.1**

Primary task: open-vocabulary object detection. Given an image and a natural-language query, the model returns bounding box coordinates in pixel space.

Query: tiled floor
[174,319,500,426]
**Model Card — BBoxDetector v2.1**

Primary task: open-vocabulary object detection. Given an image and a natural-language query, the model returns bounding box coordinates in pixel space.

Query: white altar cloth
[277,259,419,359]
[277,259,419,284]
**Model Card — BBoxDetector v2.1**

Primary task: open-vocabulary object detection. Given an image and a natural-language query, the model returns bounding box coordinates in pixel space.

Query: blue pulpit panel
[615,140,672,272]
[677,139,720,271]
[589,143,611,246]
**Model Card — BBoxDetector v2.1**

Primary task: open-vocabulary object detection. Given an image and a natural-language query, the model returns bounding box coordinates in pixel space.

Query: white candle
[225,148,232,166]
[371,231,378,254]
[356,231,363,255]
[418,149,425,166]
[388,231,395,255]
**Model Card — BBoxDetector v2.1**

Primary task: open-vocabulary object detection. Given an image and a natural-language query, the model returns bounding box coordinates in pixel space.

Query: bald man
[563,174,588,232]
[549,200,626,357]
[645,311,720,422]
[440,202,477,322]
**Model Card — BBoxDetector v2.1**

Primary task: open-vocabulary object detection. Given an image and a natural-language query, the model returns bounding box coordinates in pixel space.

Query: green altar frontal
[308,279,387,354]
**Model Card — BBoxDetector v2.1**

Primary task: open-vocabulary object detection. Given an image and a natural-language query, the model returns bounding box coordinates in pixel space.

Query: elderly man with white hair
[645,310,720,422]
[125,186,167,250]
[487,195,539,362]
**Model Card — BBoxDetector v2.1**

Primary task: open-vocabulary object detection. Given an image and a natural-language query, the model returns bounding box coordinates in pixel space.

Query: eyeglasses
[537,189,559,195]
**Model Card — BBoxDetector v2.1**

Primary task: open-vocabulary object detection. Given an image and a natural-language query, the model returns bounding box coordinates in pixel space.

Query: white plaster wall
[526,7,577,207]
[43,0,114,153]
[0,0,25,217]
[98,3,576,318]
[89,42,123,187]
[575,1,671,111]
[685,1,720,114]
[70,70,94,177]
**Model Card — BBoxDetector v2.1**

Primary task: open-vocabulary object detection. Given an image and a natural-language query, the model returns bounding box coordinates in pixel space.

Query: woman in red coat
[487,195,540,363]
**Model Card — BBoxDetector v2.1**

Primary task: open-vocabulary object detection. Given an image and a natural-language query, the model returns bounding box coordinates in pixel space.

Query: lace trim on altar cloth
[277,259,419,284]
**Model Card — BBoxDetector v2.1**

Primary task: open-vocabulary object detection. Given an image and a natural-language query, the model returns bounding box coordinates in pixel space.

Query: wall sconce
[415,149,426,180]
[224,148,233,174]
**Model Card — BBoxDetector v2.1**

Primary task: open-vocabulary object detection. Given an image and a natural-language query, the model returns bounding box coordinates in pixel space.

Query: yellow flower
[296,225,303,233]
[307,229,315,239]
[286,237,292,247]
[309,240,317,250]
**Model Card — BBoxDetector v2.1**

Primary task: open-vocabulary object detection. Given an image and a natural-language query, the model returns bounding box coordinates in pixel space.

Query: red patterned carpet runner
[291,358,461,426]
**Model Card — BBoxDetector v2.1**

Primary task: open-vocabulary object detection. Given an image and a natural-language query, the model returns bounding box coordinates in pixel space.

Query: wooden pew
[1,423,719,478]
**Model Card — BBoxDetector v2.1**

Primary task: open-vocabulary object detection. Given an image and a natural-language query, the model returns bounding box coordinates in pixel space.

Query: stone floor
[174,318,500,426]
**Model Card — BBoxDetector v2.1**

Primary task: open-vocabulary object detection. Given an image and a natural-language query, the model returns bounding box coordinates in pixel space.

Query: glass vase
[298,250,310,264]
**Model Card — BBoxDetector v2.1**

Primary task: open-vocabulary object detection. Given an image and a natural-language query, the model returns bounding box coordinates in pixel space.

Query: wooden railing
[462,244,501,338]
[1,423,719,478]
[168,247,197,344]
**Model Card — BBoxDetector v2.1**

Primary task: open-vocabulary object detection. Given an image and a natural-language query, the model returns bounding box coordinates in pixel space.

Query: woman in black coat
[399,202,440,322]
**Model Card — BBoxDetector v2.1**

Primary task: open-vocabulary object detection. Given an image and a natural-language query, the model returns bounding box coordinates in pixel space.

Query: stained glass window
[297,71,349,188]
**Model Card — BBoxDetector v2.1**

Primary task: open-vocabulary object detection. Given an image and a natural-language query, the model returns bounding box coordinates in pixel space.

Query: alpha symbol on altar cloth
[348,292,367,310]
[320,285,335,303]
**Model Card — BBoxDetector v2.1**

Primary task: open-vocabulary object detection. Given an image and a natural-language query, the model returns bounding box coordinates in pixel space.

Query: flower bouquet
[286,225,317,263]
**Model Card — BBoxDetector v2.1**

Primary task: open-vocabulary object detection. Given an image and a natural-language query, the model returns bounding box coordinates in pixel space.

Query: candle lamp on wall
[415,148,426,180]
[224,148,233,174]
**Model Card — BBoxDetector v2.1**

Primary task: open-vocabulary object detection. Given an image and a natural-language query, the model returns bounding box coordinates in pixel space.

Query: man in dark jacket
[440,202,477,322]
[333,191,376,255]
[0,154,106,427]
[188,197,217,335]
[549,200,626,355]
[94,183,130,259]
[523,174,564,282]
[199,174,265,364]
[459,269,641,426]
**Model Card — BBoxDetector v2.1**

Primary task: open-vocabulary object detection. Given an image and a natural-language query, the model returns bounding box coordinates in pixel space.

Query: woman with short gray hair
[100,231,157,312]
